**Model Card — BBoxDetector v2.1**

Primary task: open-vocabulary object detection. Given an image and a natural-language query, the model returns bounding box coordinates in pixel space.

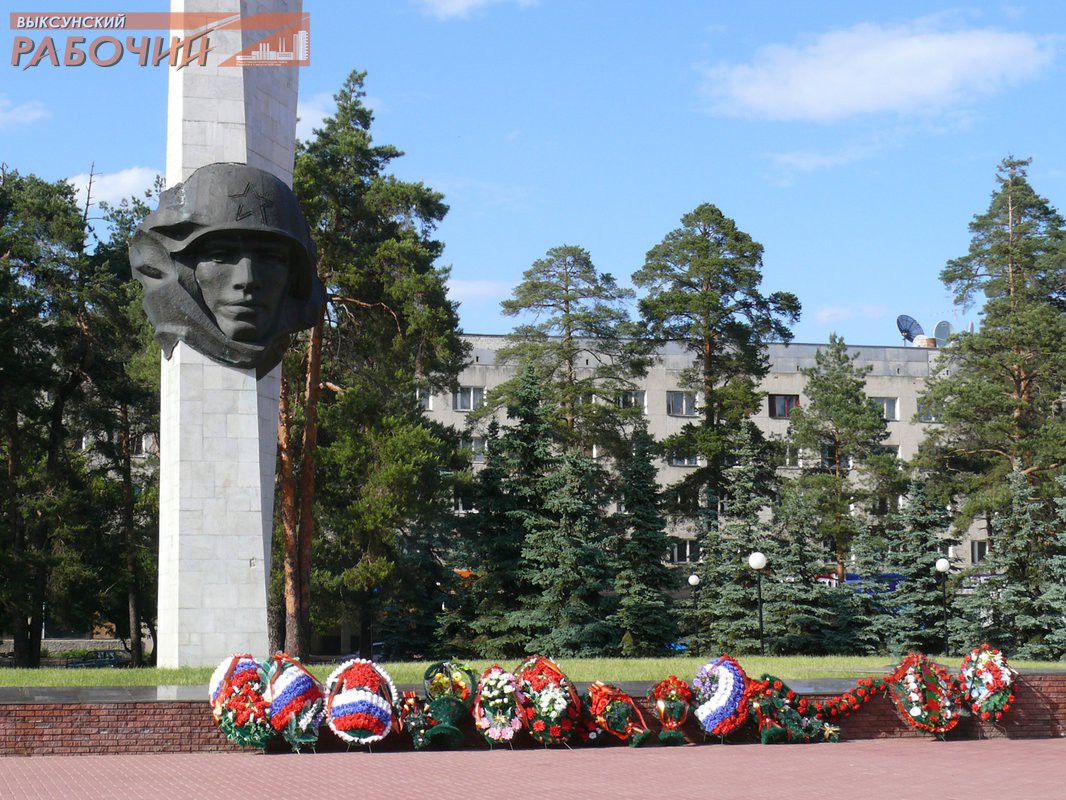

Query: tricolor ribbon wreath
[208,645,1019,750]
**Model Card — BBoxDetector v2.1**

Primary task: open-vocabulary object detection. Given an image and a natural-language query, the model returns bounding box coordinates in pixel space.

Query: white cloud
[67,166,159,210]
[815,304,888,324]
[0,95,48,128]
[417,0,536,21]
[448,278,512,303]
[771,142,880,173]
[702,19,1055,121]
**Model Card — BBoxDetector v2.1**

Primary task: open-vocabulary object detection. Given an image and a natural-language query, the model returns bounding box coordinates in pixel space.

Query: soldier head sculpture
[130,163,325,376]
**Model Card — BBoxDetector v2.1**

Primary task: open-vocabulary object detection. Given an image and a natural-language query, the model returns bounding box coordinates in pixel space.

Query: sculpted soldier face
[188,233,293,343]
[129,163,326,375]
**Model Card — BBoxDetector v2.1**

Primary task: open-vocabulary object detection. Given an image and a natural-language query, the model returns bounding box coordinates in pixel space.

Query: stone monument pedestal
[156,343,280,668]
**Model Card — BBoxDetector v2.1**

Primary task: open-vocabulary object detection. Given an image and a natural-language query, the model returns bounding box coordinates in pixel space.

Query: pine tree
[491,245,649,455]
[611,422,677,655]
[280,69,468,657]
[951,469,1061,659]
[881,477,955,655]
[787,333,888,581]
[694,420,771,654]
[921,157,1066,527]
[633,203,800,522]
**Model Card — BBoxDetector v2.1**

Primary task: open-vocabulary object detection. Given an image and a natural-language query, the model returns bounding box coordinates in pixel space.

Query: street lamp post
[748,552,768,657]
[688,573,700,657]
[936,557,951,656]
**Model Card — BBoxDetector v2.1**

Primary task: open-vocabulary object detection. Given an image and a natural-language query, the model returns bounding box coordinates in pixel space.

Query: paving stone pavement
[1,738,1063,800]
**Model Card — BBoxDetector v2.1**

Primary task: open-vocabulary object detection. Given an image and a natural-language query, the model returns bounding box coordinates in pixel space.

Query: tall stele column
[139,0,315,668]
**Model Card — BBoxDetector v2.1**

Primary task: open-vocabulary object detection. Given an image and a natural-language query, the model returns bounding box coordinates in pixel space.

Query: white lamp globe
[688,573,700,587]
[748,551,768,571]
[935,557,951,573]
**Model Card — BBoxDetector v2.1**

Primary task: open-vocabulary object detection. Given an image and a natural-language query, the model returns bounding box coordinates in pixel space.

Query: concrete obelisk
[156,0,302,667]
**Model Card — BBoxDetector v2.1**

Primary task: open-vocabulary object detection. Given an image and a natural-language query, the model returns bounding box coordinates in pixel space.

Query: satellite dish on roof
[934,320,952,347]
[896,314,924,343]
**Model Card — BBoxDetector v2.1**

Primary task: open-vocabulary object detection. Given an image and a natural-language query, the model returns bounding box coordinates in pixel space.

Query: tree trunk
[118,403,143,667]
[297,317,325,657]
[278,375,301,655]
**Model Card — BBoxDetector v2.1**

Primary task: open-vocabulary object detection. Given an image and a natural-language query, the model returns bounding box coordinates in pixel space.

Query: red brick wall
[0,675,1061,756]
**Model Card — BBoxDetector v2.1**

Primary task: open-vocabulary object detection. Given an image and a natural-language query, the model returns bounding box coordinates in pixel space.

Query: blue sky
[3,1,1065,346]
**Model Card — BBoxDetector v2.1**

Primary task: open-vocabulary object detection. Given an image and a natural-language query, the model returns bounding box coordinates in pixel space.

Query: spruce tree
[764,482,836,654]
[951,469,1061,659]
[611,422,677,655]
[468,365,559,656]
[787,333,888,581]
[522,450,615,656]
[694,420,771,654]
[881,477,955,655]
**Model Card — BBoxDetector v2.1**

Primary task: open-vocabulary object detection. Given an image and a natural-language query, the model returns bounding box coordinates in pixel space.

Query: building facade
[421,334,986,568]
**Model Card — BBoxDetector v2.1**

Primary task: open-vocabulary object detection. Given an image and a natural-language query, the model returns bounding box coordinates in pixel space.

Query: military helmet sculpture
[130,162,325,376]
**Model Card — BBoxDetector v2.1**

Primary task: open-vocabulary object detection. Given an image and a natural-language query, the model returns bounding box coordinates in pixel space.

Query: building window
[669,451,699,467]
[970,539,988,564]
[618,390,646,411]
[768,394,800,419]
[462,436,486,463]
[872,444,900,459]
[416,386,433,411]
[775,444,800,468]
[453,489,476,514]
[670,539,701,564]
[870,396,898,421]
[453,386,484,412]
[666,391,698,416]
[917,402,939,423]
[820,444,853,470]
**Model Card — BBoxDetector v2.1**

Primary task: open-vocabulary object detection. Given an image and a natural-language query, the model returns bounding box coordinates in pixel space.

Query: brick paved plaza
[1,739,1063,800]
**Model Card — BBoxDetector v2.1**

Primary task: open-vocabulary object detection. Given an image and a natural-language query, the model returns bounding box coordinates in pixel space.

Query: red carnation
[773,680,783,690]
[1008,694,1016,703]
[525,706,535,720]
[982,712,991,721]
[995,712,1003,720]
[561,718,572,730]
[549,725,562,738]
[533,719,546,732]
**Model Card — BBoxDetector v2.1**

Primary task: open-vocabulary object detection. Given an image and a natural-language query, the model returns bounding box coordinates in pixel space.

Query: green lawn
[1,655,1061,688]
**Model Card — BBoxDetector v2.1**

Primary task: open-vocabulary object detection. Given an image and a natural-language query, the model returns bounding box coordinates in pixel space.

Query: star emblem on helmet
[229,182,274,224]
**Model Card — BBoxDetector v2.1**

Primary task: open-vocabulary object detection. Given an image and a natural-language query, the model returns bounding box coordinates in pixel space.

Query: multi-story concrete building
[422,334,986,569]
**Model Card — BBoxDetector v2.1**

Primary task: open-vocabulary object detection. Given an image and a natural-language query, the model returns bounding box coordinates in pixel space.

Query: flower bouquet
[266,653,325,751]
[473,665,526,746]
[887,653,959,736]
[750,675,837,744]
[209,654,275,749]
[325,658,398,746]
[398,690,434,750]
[959,644,1017,723]
[515,655,582,746]
[586,681,650,747]
[648,676,692,745]
[416,660,478,749]
[692,655,752,738]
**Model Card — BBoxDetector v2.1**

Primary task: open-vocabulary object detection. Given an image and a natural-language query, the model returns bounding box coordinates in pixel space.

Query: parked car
[66,650,131,668]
